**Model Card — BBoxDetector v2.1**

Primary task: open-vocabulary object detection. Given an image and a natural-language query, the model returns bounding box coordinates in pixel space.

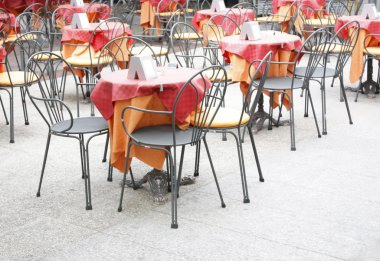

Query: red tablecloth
[57,3,112,22]
[220,31,302,64]
[335,15,380,41]
[0,12,16,29]
[0,0,45,14]
[0,45,6,72]
[272,0,325,14]
[192,8,255,34]
[91,68,211,123]
[61,23,131,52]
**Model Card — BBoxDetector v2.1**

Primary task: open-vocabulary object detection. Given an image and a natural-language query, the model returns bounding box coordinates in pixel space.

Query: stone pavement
[1,33,380,261]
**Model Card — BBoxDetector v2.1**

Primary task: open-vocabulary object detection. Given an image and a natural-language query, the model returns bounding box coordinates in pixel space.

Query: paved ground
[1,17,380,261]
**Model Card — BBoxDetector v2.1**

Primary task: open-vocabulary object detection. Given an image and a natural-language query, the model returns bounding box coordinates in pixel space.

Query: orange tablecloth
[220,31,302,109]
[0,45,5,72]
[335,16,380,83]
[91,68,210,171]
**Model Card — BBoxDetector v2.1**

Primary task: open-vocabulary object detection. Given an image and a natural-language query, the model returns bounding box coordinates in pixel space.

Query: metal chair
[296,21,359,135]
[25,51,109,210]
[263,28,330,151]
[118,65,228,229]
[0,31,49,143]
[230,2,257,25]
[86,1,112,23]
[194,51,272,203]
[50,7,75,49]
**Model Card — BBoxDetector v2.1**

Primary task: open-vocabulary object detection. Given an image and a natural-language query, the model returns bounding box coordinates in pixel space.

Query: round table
[91,68,210,171]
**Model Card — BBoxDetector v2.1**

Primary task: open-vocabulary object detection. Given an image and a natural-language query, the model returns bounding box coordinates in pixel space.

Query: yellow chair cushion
[191,107,250,128]
[205,68,233,81]
[256,15,286,23]
[5,33,38,43]
[33,51,62,61]
[0,71,38,86]
[305,18,334,27]
[131,46,168,56]
[364,47,380,56]
[173,32,202,40]
[66,55,111,66]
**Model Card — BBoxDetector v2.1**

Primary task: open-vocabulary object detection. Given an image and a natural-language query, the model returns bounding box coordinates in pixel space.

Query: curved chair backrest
[205,14,241,47]
[296,4,323,39]
[156,0,185,26]
[4,31,50,72]
[16,12,48,36]
[97,35,161,73]
[46,0,71,12]
[23,3,47,18]
[256,0,272,16]
[50,7,75,46]
[0,8,11,41]
[347,0,363,15]
[112,0,138,24]
[25,52,78,131]
[246,51,273,126]
[170,22,206,68]
[327,0,349,20]
[329,20,360,75]
[121,65,228,148]
[200,0,211,10]
[229,2,257,24]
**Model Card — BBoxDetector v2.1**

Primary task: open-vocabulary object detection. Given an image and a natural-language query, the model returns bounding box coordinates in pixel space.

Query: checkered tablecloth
[91,68,210,123]
[0,0,45,14]
[335,16,380,41]
[192,8,255,34]
[0,12,16,29]
[61,23,131,52]
[58,4,112,21]
[220,31,302,65]
[272,0,325,15]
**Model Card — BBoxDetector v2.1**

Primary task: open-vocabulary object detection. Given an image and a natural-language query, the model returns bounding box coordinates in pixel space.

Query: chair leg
[321,78,327,135]
[107,161,113,182]
[202,136,225,208]
[0,95,9,125]
[79,139,85,179]
[10,88,14,143]
[268,92,274,130]
[118,142,132,212]
[304,88,309,117]
[330,76,336,87]
[176,145,186,197]
[169,149,178,229]
[36,132,52,197]
[102,132,109,162]
[355,57,368,102]
[20,87,29,125]
[166,151,171,192]
[247,127,264,182]
[84,136,93,210]
[229,131,249,203]
[306,87,322,138]
[193,140,201,177]
[339,74,353,125]
[289,92,296,151]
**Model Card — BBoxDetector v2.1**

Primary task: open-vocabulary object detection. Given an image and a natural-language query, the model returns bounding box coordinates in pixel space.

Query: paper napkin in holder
[240,21,261,41]
[210,0,226,12]
[127,55,158,81]
[361,4,378,20]
[71,13,90,29]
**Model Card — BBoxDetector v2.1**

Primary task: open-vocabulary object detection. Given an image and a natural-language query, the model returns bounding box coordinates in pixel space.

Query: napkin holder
[127,55,158,81]
[361,4,378,20]
[71,13,90,29]
[71,0,84,6]
[210,0,226,12]
[240,21,261,41]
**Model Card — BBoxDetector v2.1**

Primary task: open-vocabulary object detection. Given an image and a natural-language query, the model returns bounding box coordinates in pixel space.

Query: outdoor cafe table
[57,3,112,23]
[335,15,380,93]
[220,31,302,129]
[91,68,210,172]
[0,0,44,15]
[61,22,131,78]
[140,0,186,30]
[192,8,255,35]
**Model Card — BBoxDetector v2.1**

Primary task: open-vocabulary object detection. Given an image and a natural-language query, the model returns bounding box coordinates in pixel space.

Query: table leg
[360,56,380,98]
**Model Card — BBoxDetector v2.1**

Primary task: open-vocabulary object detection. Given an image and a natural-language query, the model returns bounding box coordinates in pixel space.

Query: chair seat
[364,47,380,56]
[131,125,197,147]
[191,107,249,128]
[263,77,304,90]
[306,18,334,27]
[66,55,111,67]
[4,33,37,43]
[0,71,38,86]
[51,117,108,134]
[131,46,168,56]
[33,51,62,61]
[205,68,233,81]
[295,67,336,78]
[256,15,286,23]
[172,32,202,40]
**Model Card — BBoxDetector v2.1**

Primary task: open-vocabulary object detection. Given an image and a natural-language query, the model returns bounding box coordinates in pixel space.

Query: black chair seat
[51,117,108,134]
[263,77,304,90]
[131,125,199,147]
[295,67,336,78]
